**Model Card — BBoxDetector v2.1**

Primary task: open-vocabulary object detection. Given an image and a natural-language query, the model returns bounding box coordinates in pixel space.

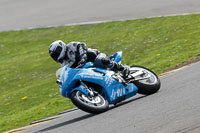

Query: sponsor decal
[110,87,125,100]
[105,77,115,87]
[81,75,103,80]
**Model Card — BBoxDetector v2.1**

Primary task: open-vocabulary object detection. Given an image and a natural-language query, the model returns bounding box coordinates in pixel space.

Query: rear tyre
[130,66,161,95]
[71,90,109,114]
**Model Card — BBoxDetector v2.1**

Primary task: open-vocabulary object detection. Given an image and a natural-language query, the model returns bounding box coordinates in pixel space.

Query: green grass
[0,14,200,132]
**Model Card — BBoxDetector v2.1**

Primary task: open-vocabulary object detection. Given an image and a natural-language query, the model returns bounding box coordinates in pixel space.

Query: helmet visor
[50,46,62,62]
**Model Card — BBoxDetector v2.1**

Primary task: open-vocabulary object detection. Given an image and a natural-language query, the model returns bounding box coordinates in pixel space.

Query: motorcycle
[56,51,161,114]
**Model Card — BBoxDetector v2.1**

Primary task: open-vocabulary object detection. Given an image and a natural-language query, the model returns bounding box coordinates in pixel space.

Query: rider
[48,40,130,78]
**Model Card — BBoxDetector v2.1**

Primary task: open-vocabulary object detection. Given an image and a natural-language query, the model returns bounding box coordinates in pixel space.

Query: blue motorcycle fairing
[60,64,106,98]
[60,63,138,104]
[69,83,89,96]
[82,62,95,68]
[59,51,138,104]
[110,51,122,64]
[105,80,138,104]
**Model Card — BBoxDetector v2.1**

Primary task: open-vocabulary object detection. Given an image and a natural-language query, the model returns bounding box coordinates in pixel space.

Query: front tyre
[130,66,161,95]
[71,91,109,114]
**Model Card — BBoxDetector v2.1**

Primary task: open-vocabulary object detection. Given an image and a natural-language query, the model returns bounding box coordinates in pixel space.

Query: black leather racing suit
[61,42,128,74]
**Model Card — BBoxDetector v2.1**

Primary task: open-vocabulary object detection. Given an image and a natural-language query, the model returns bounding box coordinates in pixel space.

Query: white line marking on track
[7,12,200,32]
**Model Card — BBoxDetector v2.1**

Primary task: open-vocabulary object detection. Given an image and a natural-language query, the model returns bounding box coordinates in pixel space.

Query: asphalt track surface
[18,61,200,133]
[1,0,200,32]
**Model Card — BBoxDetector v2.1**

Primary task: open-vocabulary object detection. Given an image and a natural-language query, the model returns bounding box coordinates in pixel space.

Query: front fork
[80,80,98,97]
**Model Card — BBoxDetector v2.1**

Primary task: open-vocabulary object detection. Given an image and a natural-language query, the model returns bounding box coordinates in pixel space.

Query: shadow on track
[35,113,94,133]
[108,95,146,111]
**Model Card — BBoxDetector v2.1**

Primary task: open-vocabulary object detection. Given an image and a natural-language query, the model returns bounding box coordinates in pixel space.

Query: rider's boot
[110,62,130,79]
[100,56,130,79]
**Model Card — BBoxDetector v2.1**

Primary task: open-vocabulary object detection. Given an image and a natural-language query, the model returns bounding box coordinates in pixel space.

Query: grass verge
[0,14,200,132]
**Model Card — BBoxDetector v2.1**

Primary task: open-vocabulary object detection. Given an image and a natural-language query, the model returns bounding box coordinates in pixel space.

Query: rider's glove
[76,58,87,68]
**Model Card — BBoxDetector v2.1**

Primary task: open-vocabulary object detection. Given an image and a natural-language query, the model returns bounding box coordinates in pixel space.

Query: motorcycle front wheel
[130,66,161,95]
[71,90,109,114]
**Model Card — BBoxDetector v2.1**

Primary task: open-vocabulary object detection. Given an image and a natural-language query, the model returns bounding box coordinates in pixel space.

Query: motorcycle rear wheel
[130,66,161,95]
[71,90,109,114]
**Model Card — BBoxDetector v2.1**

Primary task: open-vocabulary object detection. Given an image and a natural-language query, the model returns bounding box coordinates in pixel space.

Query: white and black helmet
[48,40,67,63]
